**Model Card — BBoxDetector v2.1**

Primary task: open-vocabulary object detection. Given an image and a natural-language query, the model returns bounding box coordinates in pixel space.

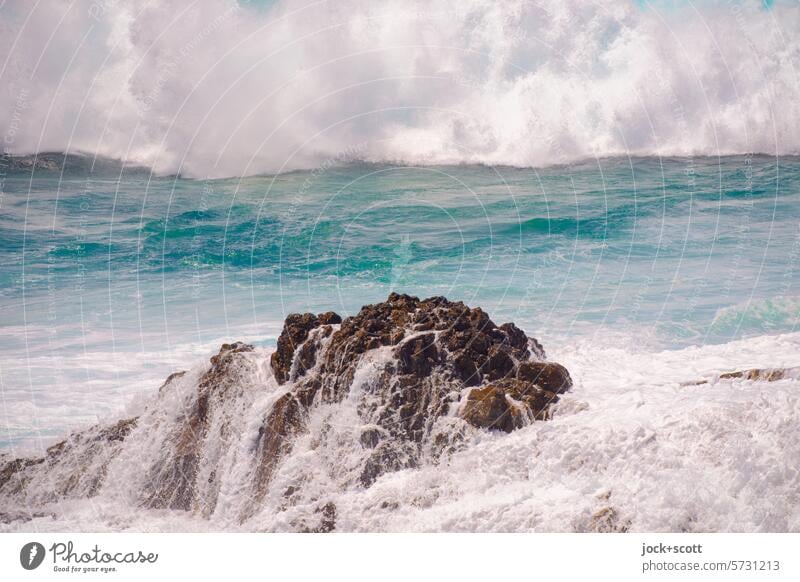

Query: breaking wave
[1,0,799,177]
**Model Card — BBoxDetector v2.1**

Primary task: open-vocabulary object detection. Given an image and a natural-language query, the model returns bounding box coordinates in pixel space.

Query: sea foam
[2,329,799,532]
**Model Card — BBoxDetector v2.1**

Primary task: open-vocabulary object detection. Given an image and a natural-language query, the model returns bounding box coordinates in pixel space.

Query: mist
[1,0,798,178]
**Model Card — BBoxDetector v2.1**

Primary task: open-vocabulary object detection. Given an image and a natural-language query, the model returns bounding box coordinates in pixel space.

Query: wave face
[1,1,799,177]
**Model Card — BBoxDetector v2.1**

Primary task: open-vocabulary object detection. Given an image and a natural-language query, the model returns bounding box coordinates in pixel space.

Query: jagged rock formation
[0,418,136,506]
[0,293,572,529]
[718,367,798,381]
[142,341,261,516]
[265,293,571,489]
[270,312,341,384]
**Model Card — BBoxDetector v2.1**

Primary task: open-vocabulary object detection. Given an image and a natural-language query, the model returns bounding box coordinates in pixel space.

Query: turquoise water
[1,155,799,448]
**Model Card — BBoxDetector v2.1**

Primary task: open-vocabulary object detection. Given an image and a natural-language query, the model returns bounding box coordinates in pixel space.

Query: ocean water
[2,0,800,533]
[1,154,798,453]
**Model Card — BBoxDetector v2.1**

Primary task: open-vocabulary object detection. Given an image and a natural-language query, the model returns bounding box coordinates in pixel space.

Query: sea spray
[1,1,798,177]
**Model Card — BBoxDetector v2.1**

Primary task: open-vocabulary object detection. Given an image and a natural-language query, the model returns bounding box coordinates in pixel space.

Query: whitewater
[0,0,799,176]
[0,0,799,532]
[1,327,799,532]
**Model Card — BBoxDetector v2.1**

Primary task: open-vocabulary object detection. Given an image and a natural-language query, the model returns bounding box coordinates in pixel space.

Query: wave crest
[1,0,798,177]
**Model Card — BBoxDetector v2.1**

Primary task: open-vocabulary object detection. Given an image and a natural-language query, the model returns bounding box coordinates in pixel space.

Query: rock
[271,313,320,384]
[460,379,558,432]
[485,346,515,380]
[359,426,384,448]
[499,322,528,351]
[0,510,55,524]
[397,333,440,377]
[516,361,573,394]
[581,506,631,533]
[299,502,337,533]
[158,370,187,394]
[0,417,138,502]
[0,458,44,497]
[317,502,337,533]
[718,368,796,382]
[318,312,342,325]
[682,366,800,386]
[143,341,257,513]
[205,342,255,390]
[499,378,559,422]
[453,352,480,385]
[252,393,306,502]
[269,293,571,483]
[360,441,418,487]
[102,417,138,442]
[271,312,343,384]
[680,379,709,387]
[272,293,572,454]
[0,293,573,521]
[460,385,511,431]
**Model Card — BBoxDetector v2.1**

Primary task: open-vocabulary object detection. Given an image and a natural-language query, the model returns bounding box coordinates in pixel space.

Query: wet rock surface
[250,393,306,509]
[0,293,572,528]
[0,417,138,503]
[268,293,571,487]
[271,312,342,384]
[143,341,258,514]
[718,367,797,382]
[460,379,558,432]
[682,366,800,386]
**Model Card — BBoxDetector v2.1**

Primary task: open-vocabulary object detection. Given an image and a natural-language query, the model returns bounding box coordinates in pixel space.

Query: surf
[1,1,799,178]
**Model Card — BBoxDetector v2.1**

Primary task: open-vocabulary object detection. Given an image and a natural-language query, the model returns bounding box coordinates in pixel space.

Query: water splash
[1,1,798,177]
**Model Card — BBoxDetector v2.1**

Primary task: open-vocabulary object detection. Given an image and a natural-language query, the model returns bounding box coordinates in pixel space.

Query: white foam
[3,331,798,532]
[1,1,798,177]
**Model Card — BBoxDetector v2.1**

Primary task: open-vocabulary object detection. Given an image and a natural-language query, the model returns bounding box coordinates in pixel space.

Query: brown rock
[516,361,573,394]
[719,368,791,381]
[359,441,417,487]
[315,502,337,533]
[0,293,573,515]
[0,417,138,502]
[484,346,515,381]
[397,333,440,377]
[501,378,559,421]
[499,322,528,351]
[284,293,568,453]
[460,378,559,432]
[144,342,255,512]
[252,393,306,501]
[682,366,800,386]
[454,352,481,386]
[0,457,44,496]
[300,502,337,533]
[158,370,187,394]
[460,385,513,431]
[318,311,342,325]
[359,427,383,448]
[271,314,320,384]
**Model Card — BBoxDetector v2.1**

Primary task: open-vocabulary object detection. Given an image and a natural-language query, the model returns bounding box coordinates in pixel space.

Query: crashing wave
[0,293,572,531]
[1,1,798,177]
